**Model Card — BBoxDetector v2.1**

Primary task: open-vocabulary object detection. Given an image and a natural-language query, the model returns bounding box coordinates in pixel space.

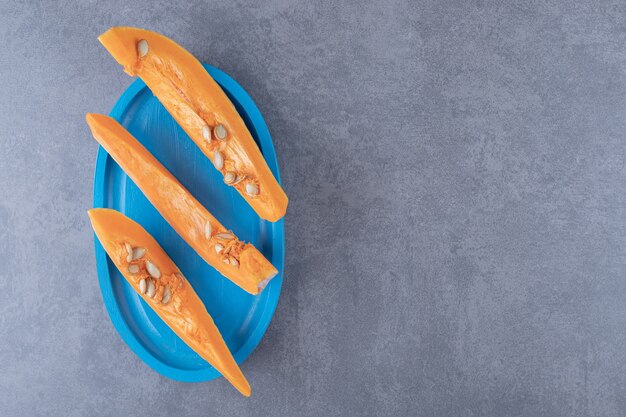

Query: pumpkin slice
[86,113,277,295]
[98,26,288,222]
[88,208,251,396]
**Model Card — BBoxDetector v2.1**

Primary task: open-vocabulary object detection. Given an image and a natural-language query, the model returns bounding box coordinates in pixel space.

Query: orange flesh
[98,26,288,222]
[86,113,277,295]
[88,208,251,396]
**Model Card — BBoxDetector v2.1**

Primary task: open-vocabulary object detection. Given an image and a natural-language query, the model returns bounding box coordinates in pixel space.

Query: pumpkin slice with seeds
[86,113,277,295]
[87,208,251,396]
[98,26,288,222]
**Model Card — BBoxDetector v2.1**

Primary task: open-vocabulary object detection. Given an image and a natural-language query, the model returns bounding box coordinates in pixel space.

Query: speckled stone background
[1,1,625,416]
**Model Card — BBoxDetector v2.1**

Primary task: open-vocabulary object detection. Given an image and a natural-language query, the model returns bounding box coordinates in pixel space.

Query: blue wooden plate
[92,64,284,382]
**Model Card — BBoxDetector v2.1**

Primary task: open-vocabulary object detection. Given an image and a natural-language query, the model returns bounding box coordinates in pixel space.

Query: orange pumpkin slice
[88,208,251,396]
[86,113,277,295]
[98,26,288,222]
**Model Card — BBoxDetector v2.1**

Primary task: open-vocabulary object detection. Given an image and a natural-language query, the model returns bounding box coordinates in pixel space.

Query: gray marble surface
[1,1,626,416]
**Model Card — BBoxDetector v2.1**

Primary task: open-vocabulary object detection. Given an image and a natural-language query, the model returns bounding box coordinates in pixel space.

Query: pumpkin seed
[125,242,133,262]
[161,286,172,305]
[224,171,236,184]
[145,260,161,279]
[215,232,234,241]
[232,174,245,185]
[146,279,156,298]
[205,221,212,239]
[245,183,259,196]
[137,39,149,58]
[174,273,184,289]
[139,279,147,294]
[131,247,146,260]
[213,151,224,170]
[229,257,239,267]
[214,124,227,140]
[128,264,140,274]
[214,243,224,254]
[202,125,211,141]
[223,258,230,264]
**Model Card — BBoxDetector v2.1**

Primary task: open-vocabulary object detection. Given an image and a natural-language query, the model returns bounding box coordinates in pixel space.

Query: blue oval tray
[92,64,284,382]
